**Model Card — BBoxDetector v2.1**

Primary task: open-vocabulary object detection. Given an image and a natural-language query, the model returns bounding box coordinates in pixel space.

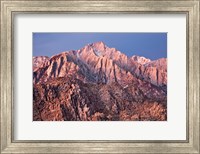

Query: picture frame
[0,0,199,153]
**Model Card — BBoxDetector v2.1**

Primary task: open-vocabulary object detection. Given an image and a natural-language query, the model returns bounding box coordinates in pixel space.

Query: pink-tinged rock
[33,56,49,71]
[131,55,151,65]
[33,42,167,88]
[33,42,167,121]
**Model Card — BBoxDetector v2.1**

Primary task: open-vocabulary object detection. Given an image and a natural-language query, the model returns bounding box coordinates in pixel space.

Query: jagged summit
[33,42,167,87]
[92,41,106,47]
[33,42,167,121]
[131,55,151,65]
[33,56,49,71]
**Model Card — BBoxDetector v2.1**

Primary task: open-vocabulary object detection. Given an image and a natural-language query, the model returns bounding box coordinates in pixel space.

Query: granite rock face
[33,56,49,71]
[33,42,167,121]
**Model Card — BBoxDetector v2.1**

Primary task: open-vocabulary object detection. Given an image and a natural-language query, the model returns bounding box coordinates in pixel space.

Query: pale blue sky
[33,33,167,60]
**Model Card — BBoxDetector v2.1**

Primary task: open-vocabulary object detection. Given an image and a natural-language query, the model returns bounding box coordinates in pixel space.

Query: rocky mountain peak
[87,41,107,57]
[131,55,151,65]
[92,41,106,50]
[33,56,49,71]
[33,42,167,88]
[33,42,167,121]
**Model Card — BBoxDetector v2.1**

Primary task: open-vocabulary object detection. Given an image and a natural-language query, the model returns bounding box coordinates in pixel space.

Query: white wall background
[14,14,186,140]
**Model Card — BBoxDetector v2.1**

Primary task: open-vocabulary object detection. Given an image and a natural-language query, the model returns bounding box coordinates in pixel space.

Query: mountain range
[33,41,167,121]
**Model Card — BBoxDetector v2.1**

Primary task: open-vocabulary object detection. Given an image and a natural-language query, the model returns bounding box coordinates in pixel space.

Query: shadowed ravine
[33,42,167,121]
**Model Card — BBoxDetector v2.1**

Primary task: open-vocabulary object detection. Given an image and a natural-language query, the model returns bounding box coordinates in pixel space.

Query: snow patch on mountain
[93,49,103,57]
[131,55,151,65]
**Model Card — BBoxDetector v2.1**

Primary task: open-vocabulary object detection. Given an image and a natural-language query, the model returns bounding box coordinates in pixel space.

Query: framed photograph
[0,0,199,153]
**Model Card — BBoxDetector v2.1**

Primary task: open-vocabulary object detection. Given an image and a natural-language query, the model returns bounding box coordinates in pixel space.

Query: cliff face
[33,77,167,121]
[33,56,49,71]
[33,42,167,121]
[33,42,167,87]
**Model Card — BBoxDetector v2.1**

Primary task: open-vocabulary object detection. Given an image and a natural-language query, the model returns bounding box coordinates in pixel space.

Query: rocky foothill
[33,42,167,121]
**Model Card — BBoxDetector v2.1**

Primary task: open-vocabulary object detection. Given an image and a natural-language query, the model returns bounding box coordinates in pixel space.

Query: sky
[33,33,167,60]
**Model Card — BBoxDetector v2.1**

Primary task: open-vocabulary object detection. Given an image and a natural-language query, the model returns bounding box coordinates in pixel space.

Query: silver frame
[0,0,199,153]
